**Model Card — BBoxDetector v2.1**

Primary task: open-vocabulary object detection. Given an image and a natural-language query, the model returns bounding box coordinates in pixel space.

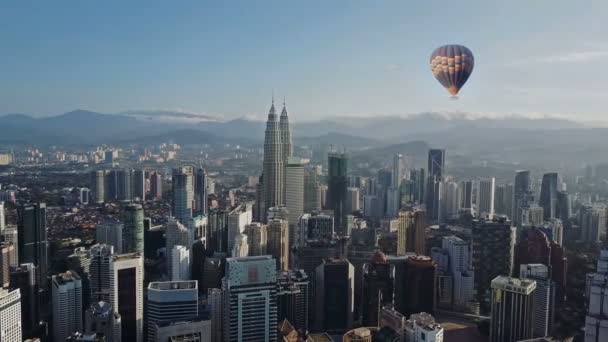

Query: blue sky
[1,0,607,121]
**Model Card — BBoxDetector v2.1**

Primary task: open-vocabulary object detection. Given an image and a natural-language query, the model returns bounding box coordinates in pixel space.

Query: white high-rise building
[543,218,564,246]
[584,249,608,342]
[222,256,277,342]
[208,288,223,342]
[580,205,607,244]
[147,280,198,342]
[89,244,114,303]
[442,236,475,306]
[165,217,194,278]
[96,221,123,254]
[170,245,191,281]
[520,263,555,338]
[346,187,360,214]
[110,253,144,342]
[231,234,249,258]
[285,158,305,248]
[52,271,83,342]
[85,301,121,342]
[0,201,5,232]
[0,288,21,342]
[227,205,252,255]
[477,178,495,219]
[404,312,444,342]
[393,154,404,188]
[440,181,460,222]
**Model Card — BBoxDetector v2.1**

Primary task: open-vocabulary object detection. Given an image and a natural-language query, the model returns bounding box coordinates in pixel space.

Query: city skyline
[2,1,608,121]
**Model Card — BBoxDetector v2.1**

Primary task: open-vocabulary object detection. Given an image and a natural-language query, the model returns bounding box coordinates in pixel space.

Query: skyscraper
[426,149,445,221]
[397,208,427,255]
[346,187,361,214]
[84,301,121,342]
[393,255,437,317]
[244,222,267,256]
[328,151,349,236]
[110,253,144,342]
[172,166,194,225]
[147,280,198,342]
[132,169,145,201]
[579,205,606,244]
[169,245,191,281]
[304,167,321,213]
[149,170,163,200]
[0,201,4,232]
[17,203,48,288]
[477,177,495,219]
[262,101,284,220]
[472,218,516,313]
[362,251,394,327]
[52,271,83,342]
[9,263,39,339]
[285,158,305,247]
[514,170,533,227]
[116,169,133,201]
[442,236,476,308]
[0,288,21,342]
[277,269,309,332]
[223,256,278,342]
[490,276,536,342]
[96,221,123,254]
[280,100,293,164]
[227,205,252,255]
[165,217,194,278]
[0,242,15,287]
[208,288,223,342]
[231,234,248,258]
[393,154,404,188]
[91,170,106,204]
[315,258,355,334]
[208,209,229,253]
[123,203,144,253]
[539,172,558,221]
[584,248,608,342]
[89,244,113,303]
[268,219,289,271]
[520,263,555,338]
[194,168,208,216]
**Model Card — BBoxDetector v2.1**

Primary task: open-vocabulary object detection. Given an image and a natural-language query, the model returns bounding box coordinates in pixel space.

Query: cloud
[503,48,608,67]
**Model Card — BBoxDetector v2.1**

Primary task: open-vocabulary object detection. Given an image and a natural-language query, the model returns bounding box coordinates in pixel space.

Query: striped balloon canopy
[430,44,474,97]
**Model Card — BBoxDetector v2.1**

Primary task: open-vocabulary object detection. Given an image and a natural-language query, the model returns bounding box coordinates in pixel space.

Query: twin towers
[259,98,293,221]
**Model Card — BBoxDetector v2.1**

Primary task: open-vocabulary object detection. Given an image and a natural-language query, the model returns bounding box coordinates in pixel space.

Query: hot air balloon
[430,44,474,98]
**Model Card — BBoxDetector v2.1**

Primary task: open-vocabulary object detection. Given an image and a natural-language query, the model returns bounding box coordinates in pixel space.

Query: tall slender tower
[262,100,284,220]
[280,100,293,162]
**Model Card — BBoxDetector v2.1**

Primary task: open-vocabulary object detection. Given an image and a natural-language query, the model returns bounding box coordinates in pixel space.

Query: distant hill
[294,132,382,149]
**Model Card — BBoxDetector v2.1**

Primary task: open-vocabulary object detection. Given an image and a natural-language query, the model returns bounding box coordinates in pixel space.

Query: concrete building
[89,244,114,303]
[149,171,163,200]
[346,187,361,214]
[227,205,252,256]
[84,301,121,342]
[132,169,145,201]
[579,205,606,244]
[222,256,277,342]
[394,256,437,317]
[91,170,106,204]
[154,317,211,342]
[0,242,15,287]
[110,253,144,342]
[96,221,123,254]
[404,312,444,342]
[52,271,83,342]
[362,251,393,327]
[169,245,191,281]
[208,288,223,342]
[490,276,536,342]
[584,249,608,342]
[398,208,427,256]
[231,234,249,258]
[244,223,267,256]
[0,288,21,342]
[268,219,289,271]
[147,280,198,342]
[194,168,208,216]
[520,264,555,338]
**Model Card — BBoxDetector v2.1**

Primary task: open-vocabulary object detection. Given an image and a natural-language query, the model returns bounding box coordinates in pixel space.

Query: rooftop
[149,280,198,291]
[53,270,81,285]
[491,276,536,294]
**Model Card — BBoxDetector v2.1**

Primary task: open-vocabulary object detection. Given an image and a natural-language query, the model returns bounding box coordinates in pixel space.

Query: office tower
[170,245,191,280]
[477,177,495,219]
[441,236,476,309]
[521,204,544,227]
[502,183,514,219]
[123,203,144,253]
[392,154,404,188]
[345,187,361,215]
[280,100,293,164]
[52,271,83,342]
[208,209,229,253]
[0,288,21,342]
[105,170,119,200]
[208,288,223,342]
[9,263,38,339]
[539,172,558,220]
[149,171,163,200]
[300,212,334,243]
[96,221,123,254]
[556,190,572,221]
[440,180,460,221]
[490,276,536,342]
[0,202,3,233]
[89,244,113,303]
[155,317,211,342]
[403,312,444,342]
[268,219,289,271]
[585,249,608,342]
[398,208,427,255]
[262,101,285,220]
[17,202,48,288]
[194,168,208,216]
[110,253,144,342]
[386,187,401,217]
[147,280,198,342]
[227,205,252,255]
[116,169,133,201]
[132,169,145,201]
[202,254,224,293]
[362,251,394,327]
[393,256,437,317]
[85,301,121,342]
[0,243,15,287]
[315,258,354,333]
[277,269,309,332]
[520,264,555,337]
[244,223,267,256]
[514,170,534,227]
[285,158,305,247]
[426,149,445,221]
[2,226,18,266]
[304,168,322,213]
[91,170,106,204]
[223,256,278,342]
[328,151,349,236]
[172,166,194,225]
[580,205,607,243]
[459,180,473,213]
[231,234,248,258]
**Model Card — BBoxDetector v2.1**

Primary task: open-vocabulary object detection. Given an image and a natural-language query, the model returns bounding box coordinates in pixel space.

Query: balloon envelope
[430,45,474,96]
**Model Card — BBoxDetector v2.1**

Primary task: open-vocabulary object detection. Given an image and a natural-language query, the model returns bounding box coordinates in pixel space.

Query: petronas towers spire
[259,97,293,221]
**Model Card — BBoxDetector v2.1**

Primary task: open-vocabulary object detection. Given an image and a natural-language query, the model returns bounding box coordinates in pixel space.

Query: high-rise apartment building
[222,256,278,342]
[0,288,21,342]
[346,187,361,215]
[315,258,355,334]
[123,203,144,253]
[169,245,191,281]
[172,166,194,225]
[328,151,349,236]
[110,253,144,342]
[116,169,133,201]
[0,242,15,287]
[472,218,515,313]
[147,280,198,342]
[490,276,536,342]
[52,271,83,342]
[17,203,48,288]
[579,205,607,244]
[277,269,309,332]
